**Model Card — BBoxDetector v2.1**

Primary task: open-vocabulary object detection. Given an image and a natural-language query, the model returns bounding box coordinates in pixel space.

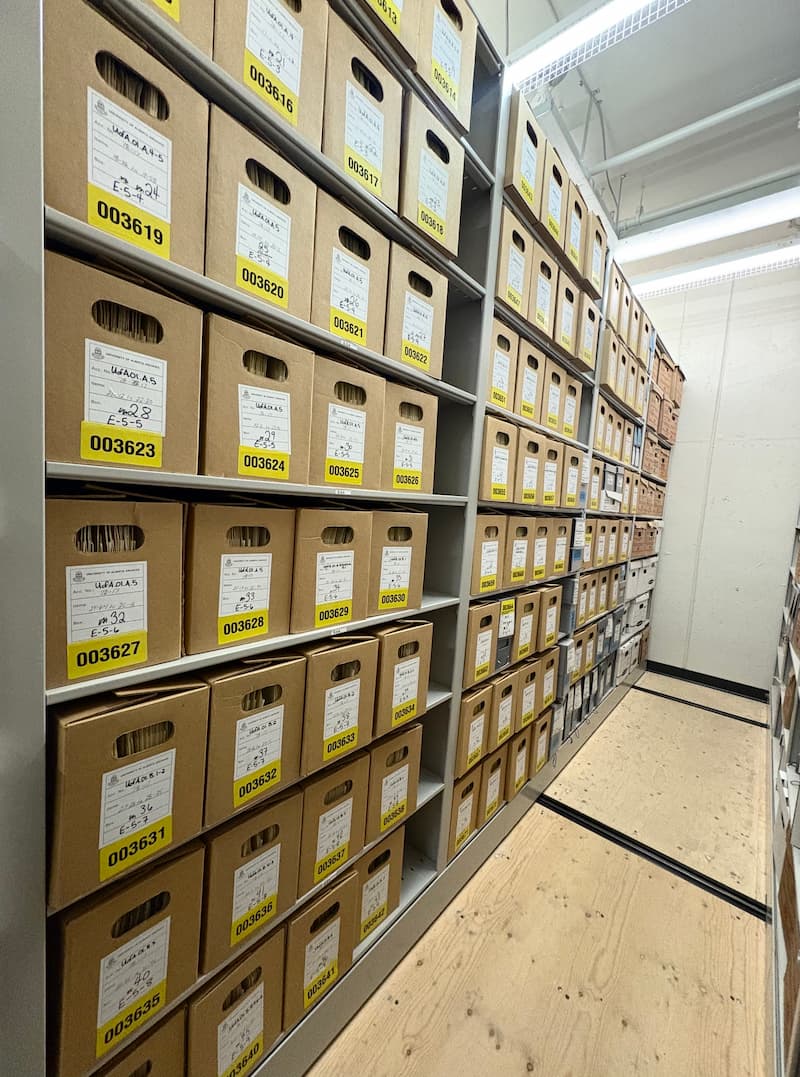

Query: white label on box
[521,365,539,412]
[624,432,633,461]
[475,628,492,672]
[97,917,170,1029]
[563,393,577,433]
[506,245,526,306]
[511,539,528,575]
[536,724,548,769]
[515,743,528,786]
[499,599,515,638]
[66,561,147,645]
[567,644,576,674]
[380,545,412,595]
[523,456,539,495]
[87,89,172,224]
[99,748,175,849]
[614,426,622,457]
[381,764,409,819]
[622,531,630,555]
[245,0,303,97]
[361,864,390,932]
[455,793,473,847]
[432,6,462,96]
[597,533,607,560]
[467,714,485,761]
[486,768,502,814]
[315,551,354,605]
[534,537,548,574]
[591,474,600,505]
[491,445,510,487]
[238,384,291,453]
[394,422,424,475]
[554,536,567,569]
[583,316,595,360]
[316,799,353,863]
[521,680,536,720]
[324,681,361,743]
[236,182,291,279]
[569,210,582,262]
[84,340,167,436]
[544,667,555,701]
[497,695,513,741]
[345,81,384,175]
[546,605,557,639]
[419,149,449,220]
[234,705,284,782]
[567,466,579,497]
[560,300,575,346]
[330,249,370,323]
[592,237,603,285]
[218,553,272,619]
[327,403,366,465]
[402,292,434,355]
[604,420,613,453]
[600,581,608,608]
[547,177,562,232]
[574,519,585,547]
[217,981,264,1077]
[393,656,420,709]
[547,383,561,424]
[589,586,597,614]
[586,638,595,666]
[579,590,587,619]
[612,577,620,603]
[609,532,618,558]
[519,613,533,649]
[492,350,510,400]
[231,844,281,927]
[544,460,558,496]
[304,918,340,995]
[520,138,538,202]
[480,540,499,581]
[536,274,552,324]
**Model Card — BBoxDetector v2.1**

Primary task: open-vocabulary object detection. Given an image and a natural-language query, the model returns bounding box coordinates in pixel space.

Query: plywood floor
[637,671,769,723]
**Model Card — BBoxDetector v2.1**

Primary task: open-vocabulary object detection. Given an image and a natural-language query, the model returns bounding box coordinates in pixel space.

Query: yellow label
[547,214,560,241]
[392,698,417,726]
[565,493,577,507]
[324,458,363,486]
[432,59,458,109]
[485,798,499,821]
[591,496,599,510]
[381,798,407,832]
[455,825,471,852]
[401,340,430,371]
[99,817,172,882]
[517,642,530,660]
[520,175,535,206]
[244,50,298,125]
[314,841,349,884]
[151,0,179,19]
[221,1036,264,1077]
[305,960,338,1009]
[490,386,508,408]
[543,491,555,505]
[535,308,548,329]
[360,902,388,940]
[378,588,409,611]
[511,566,525,582]
[67,630,147,680]
[506,285,522,311]
[501,599,515,616]
[560,331,572,349]
[466,745,482,767]
[330,308,367,344]
[582,346,593,363]
[521,400,535,419]
[393,467,422,490]
[218,609,268,646]
[522,488,537,504]
[418,202,447,243]
[569,243,579,264]
[479,574,497,592]
[564,421,575,437]
[323,727,358,761]
[534,564,545,580]
[234,760,281,809]
[81,422,162,468]
[546,412,558,429]
[345,147,382,197]
[237,446,290,480]
[490,483,508,501]
[545,631,556,647]
[315,600,353,629]
[368,0,401,32]
[236,254,289,308]
[475,661,490,681]
[96,980,165,1057]
[88,185,170,258]
[520,707,534,728]
[554,558,565,572]
[230,896,276,947]
[543,690,554,707]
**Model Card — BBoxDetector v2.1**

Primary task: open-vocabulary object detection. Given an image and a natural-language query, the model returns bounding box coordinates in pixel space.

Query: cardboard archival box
[555,273,579,356]
[212,0,328,147]
[488,669,520,751]
[583,521,595,566]
[621,470,632,514]
[626,355,638,407]
[56,845,204,1077]
[513,593,541,665]
[530,710,552,775]
[584,213,608,295]
[187,930,284,1077]
[297,752,369,896]
[639,310,653,362]
[612,415,624,461]
[542,357,567,432]
[308,355,386,490]
[623,421,634,466]
[359,0,420,62]
[310,191,390,352]
[672,364,686,406]
[449,766,480,858]
[587,575,598,618]
[184,504,295,654]
[322,13,403,210]
[44,0,208,271]
[487,318,519,410]
[290,508,372,632]
[137,0,213,52]
[504,91,546,220]
[381,381,438,494]
[597,571,609,614]
[471,514,508,595]
[620,522,633,561]
[589,461,602,510]
[99,1009,185,1077]
[365,724,422,842]
[203,654,306,828]
[594,520,608,567]
[200,315,313,484]
[384,244,448,379]
[537,585,562,653]
[200,790,302,973]
[205,107,316,319]
[514,432,545,506]
[577,578,589,626]
[531,518,554,583]
[354,825,404,942]
[618,279,632,342]
[549,520,571,577]
[564,181,588,272]
[367,510,428,615]
[479,416,518,503]
[495,205,533,319]
[561,449,584,509]
[577,292,600,371]
[45,253,202,475]
[301,636,378,775]
[399,92,465,256]
[416,0,478,131]
[538,650,559,712]
[49,679,208,911]
[541,143,568,245]
[504,518,534,588]
[373,620,433,736]
[283,871,358,1028]
[463,601,500,688]
[529,243,559,336]
[563,376,583,440]
[514,341,546,423]
[606,262,623,330]
[542,441,564,508]
[615,347,629,403]
[45,499,182,690]
[594,398,608,452]
[507,729,531,799]
[584,625,597,674]
[628,300,642,357]
[477,744,509,824]
[456,684,491,776]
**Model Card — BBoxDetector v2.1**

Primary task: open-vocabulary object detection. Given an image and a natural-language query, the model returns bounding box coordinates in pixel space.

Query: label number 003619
[96,199,164,245]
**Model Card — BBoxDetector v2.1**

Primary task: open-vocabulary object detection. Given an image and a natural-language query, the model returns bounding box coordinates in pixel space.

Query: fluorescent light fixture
[617,187,800,263]
[633,243,800,297]
[509,0,693,92]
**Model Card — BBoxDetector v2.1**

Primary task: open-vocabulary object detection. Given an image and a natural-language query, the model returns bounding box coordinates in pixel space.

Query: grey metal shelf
[476,499,584,516]
[484,402,591,452]
[592,447,631,468]
[493,302,597,387]
[640,469,668,486]
[597,387,646,428]
[470,569,581,601]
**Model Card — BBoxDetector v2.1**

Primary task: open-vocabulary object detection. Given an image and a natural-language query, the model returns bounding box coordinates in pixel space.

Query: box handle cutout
[387,525,412,542]
[226,525,271,549]
[245,159,290,204]
[490,757,502,774]
[514,526,528,539]
[127,1062,153,1077]
[323,779,353,806]
[550,371,561,386]
[587,307,596,324]
[334,381,367,406]
[425,129,450,165]
[439,0,464,31]
[408,270,433,298]
[91,300,163,344]
[339,227,371,261]
[524,353,540,371]
[114,721,174,759]
[567,386,577,399]
[483,526,499,540]
[351,57,384,103]
[525,120,539,148]
[522,601,534,614]
[222,966,263,1012]
[473,699,486,715]
[537,527,547,538]
[479,615,492,629]
[496,332,511,353]
[565,286,575,303]
[321,526,355,546]
[399,401,423,422]
[75,524,144,553]
[501,684,512,699]
[242,683,282,711]
[111,891,170,938]
[461,780,474,799]
[546,449,557,461]
[511,230,526,253]
[331,659,361,682]
[524,670,535,685]
[95,52,169,120]
[495,431,510,447]
[539,261,552,280]
[386,745,409,767]
[397,640,420,659]
[526,439,540,453]
[311,901,340,933]
[242,350,288,381]
[241,822,280,858]
[367,848,391,874]
[551,162,563,187]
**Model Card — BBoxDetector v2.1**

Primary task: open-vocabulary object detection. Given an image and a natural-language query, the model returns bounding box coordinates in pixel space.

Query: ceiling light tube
[633,244,800,297]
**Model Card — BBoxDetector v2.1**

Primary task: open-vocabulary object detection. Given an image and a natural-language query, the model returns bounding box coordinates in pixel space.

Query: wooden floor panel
[637,671,768,723]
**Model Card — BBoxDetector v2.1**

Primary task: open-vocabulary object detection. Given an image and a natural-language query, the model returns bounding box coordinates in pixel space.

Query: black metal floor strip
[539,794,771,922]
[631,684,770,729]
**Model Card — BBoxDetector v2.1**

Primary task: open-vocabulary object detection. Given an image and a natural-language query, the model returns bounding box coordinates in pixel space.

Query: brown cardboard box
[205,107,317,319]
[542,441,564,508]
[456,684,491,776]
[201,315,314,484]
[594,520,608,567]
[514,431,546,507]
[613,346,628,405]
[310,192,390,352]
[448,766,480,858]
[301,636,379,775]
[563,376,583,440]
[297,754,369,894]
[201,791,302,973]
[620,522,632,562]
[617,279,632,343]
[576,292,600,372]
[487,318,520,410]
[631,476,641,516]
[45,499,183,689]
[564,182,589,273]
[368,510,428,615]
[399,92,465,255]
[463,601,500,688]
[584,213,608,296]
[99,1009,185,1077]
[504,91,546,220]
[309,356,386,489]
[610,566,621,608]
[538,650,559,712]
[488,669,519,751]
[471,514,508,595]
[373,620,433,736]
[479,416,518,503]
[638,310,653,362]
[606,262,623,331]
[203,654,306,828]
[290,508,372,632]
[184,504,295,653]
[354,826,405,942]
[384,244,448,379]
[626,355,639,408]
[477,744,508,824]
[537,586,562,652]
[672,365,686,406]
[529,243,559,336]
[213,0,328,146]
[322,12,403,209]
[582,521,595,568]
[45,253,202,475]
[554,273,579,356]
[44,0,208,272]
[621,470,632,514]
[513,593,541,665]
[628,300,642,356]
[656,351,675,396]
[365,724,422,842]
[550,520,571,577]
[504,518,534,588]
[542,358,566,432]
[514,341,547,422]
[622,421,634,466]
[283,871,358,1027]
[589,461,602,511]
[49,680,208,911]
[541,143,568,246]
[530,710,552,775]
[577,577,589,626]
[594,398,609,452]
[587,576,598,619]
[531,518,554,583]
[416,0,478,130]
[584,625,597,674]
[356,0,421,63]
[646,390,662,434]
[636,366,648,417]
[188,931,284,1077]
[572,634,585,683]
[506,729,531,799]
[561,449,584,509]
[496,205,533,318]
[56,846,204,1077]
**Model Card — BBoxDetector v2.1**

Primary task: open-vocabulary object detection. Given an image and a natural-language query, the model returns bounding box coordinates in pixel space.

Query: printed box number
[81,422,161,467]
[323,729,357,760]
[361,903,388,939]
[432,61,457,106]
[245,54,297,126]
[100,820,171,881]
[96,981,164,1057]
[234,763,280,807]
[402,341,430,370]
[393,468,422,489]
[370,0,400,28]
[218,612,267,645]
[221,1038,263,1077]
[238,447,290,479]
[315,843,348,882]
[381,799,407,831]
[231,897,276,945]
[392,699,416,726]
[315,601,353,628]
[378,588,409,611]
[305,962,338,1008]
[68,630,147,680]
[88,188,169,258]
[346,153,381,194]
[330,311,366,343]
[237,256,288,308]
[325,459,363,485]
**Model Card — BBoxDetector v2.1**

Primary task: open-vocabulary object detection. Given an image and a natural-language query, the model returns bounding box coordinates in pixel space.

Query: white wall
[646,267,800,690]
